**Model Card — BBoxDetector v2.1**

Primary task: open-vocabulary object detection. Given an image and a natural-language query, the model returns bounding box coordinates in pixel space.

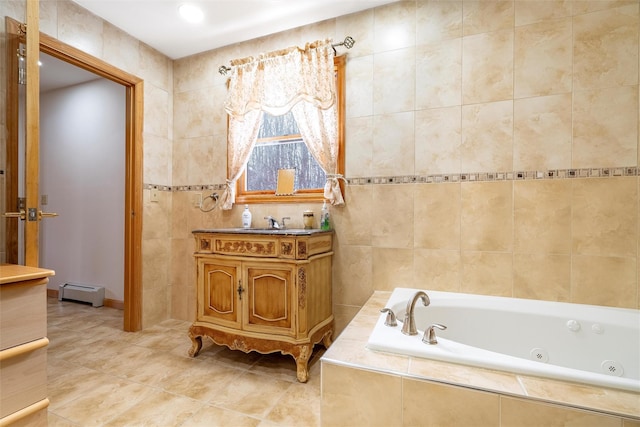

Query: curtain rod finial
[331,36,355,55]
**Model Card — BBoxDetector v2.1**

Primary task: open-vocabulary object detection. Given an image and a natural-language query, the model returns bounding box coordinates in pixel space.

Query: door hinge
[17,46,26,85]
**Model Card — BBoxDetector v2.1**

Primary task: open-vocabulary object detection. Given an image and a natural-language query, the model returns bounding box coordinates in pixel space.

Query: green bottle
[321,200,330,230]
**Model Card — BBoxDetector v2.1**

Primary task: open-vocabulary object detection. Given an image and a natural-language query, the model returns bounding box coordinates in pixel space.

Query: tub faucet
[402,291,430,335]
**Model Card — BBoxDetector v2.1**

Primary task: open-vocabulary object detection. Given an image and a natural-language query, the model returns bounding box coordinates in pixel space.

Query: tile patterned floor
[46,299,324,426]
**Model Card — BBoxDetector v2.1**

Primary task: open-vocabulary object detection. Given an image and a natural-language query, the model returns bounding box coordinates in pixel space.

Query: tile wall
[172,1,640,334]
[1,1,638,332]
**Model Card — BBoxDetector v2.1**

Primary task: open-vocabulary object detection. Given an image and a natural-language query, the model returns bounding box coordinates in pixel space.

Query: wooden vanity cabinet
[189,230,333,383]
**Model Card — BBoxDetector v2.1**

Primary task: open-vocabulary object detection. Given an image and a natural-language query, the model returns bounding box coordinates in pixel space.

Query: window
[234,55,345,204]
[246,112,326,191]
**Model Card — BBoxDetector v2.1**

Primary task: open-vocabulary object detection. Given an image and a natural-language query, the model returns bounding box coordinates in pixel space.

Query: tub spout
[402,291,430,335]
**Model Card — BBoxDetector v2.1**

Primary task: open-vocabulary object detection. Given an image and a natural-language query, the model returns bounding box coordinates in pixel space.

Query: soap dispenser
[242,205,252,228]
[320,200,331,230]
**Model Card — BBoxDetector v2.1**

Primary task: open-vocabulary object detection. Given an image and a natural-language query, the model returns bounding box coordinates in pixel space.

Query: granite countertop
[192,228,332,236]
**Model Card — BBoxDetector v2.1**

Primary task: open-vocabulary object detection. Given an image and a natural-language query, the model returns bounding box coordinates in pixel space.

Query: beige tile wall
[171,1,640,331]
[2,1,638,330]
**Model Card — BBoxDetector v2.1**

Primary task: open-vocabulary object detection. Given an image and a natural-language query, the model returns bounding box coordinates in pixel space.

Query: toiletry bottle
[321,200,330,230]
[303,210,315,229]
[242,205,252,228]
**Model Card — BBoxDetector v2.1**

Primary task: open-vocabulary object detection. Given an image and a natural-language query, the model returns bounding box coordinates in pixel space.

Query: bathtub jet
[367,287,640,393]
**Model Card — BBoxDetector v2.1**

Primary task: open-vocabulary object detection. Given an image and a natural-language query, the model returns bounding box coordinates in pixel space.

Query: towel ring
[199,192,220,212]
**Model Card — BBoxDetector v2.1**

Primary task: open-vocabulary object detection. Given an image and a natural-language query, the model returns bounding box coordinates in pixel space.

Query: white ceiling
[70,0,399,60]
[40,52,100,92]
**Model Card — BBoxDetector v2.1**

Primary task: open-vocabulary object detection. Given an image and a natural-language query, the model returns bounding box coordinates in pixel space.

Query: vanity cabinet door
[198,258,241,329]
[243,263,295,336]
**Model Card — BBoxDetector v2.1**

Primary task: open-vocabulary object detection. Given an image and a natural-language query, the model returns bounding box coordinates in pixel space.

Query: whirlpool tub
[366,288,640,392]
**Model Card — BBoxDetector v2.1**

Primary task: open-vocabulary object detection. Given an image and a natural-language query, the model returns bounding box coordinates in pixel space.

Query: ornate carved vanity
[188,228,333,382]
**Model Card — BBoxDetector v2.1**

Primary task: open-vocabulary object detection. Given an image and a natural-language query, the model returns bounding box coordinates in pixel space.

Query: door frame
[4,17,143,331]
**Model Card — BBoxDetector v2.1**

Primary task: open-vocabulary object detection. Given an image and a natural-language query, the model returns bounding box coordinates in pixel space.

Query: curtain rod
[218,36,355,75]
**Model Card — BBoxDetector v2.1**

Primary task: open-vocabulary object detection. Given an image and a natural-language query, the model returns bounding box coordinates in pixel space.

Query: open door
[4,3,58,265]
[5,8,60,269]
[2,8,143,331]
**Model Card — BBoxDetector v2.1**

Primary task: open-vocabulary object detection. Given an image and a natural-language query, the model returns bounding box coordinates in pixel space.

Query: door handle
[3,210,26,220]
[237,280,244,300]
[38,211,59,220]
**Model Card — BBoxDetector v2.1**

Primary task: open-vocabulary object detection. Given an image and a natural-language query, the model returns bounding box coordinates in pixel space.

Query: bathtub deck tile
[323,337,411,375]
[518,375,640,420]
[408,357,526,397]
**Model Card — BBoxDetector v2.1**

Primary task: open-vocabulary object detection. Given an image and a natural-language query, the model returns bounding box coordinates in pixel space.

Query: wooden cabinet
[198,259,297,334]
[1,264,54,426]
[189,230,333,382]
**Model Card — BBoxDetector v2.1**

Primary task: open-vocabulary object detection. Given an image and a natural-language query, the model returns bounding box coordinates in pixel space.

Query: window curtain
[221,39,345,210]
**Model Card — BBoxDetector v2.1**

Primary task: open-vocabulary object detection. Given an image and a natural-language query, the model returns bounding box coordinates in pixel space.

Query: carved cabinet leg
[322,330,333,349]
[294,344,313,383]
[188,334,203,357]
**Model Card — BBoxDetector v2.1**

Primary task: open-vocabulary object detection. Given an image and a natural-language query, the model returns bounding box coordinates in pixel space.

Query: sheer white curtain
[221,39,344,209]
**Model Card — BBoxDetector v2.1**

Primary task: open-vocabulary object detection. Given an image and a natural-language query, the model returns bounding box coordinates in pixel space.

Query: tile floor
[46,298,324,426]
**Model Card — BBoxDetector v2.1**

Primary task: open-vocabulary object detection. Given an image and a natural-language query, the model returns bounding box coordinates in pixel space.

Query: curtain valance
[225,40,336,118]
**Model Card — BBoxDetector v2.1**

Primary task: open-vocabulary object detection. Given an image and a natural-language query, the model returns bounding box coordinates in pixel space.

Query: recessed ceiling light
[179,3,204,23]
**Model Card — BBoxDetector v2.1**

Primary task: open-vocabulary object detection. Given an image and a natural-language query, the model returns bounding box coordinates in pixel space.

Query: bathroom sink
[193,227,328,236]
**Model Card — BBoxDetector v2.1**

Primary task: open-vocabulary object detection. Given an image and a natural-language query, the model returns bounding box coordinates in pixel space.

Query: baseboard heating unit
[58,283,105,307]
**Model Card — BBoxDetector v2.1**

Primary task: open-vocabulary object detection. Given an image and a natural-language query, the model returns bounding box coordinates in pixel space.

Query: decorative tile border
[346,166,638,186]
[143,183,226,192]
[144,167,638,191]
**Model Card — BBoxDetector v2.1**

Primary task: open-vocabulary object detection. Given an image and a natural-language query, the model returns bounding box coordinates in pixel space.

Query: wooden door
[3,3,39,265]
[244,263,295,336]
[199,258,242,328]
[3,11,143,331]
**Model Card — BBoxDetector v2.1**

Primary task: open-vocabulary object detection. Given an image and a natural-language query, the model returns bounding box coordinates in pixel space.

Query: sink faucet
[401,291,430,335]
[264,216,280,229]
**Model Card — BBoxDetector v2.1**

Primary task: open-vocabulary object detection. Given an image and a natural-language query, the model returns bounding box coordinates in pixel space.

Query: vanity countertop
[192,228,332,236]
[0,264,55,285]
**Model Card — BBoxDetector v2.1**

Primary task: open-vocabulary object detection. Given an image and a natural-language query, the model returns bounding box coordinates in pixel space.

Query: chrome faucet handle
[380,308,397,327]
[422,323,447,345]
[281,217,291,229]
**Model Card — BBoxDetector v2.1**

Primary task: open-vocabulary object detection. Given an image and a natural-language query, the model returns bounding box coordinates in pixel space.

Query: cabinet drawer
[0,342,47,418]
[0,279,47,350]
[214,237,278,257]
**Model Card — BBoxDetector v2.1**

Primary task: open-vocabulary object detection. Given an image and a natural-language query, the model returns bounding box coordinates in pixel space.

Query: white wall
[40,78,126,301]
